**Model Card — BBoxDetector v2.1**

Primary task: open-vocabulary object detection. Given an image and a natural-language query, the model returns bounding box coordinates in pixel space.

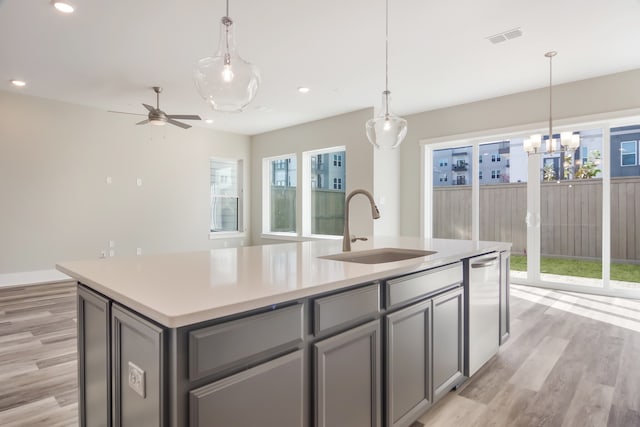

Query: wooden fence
[433,177,640,262]
[271,187,344,235]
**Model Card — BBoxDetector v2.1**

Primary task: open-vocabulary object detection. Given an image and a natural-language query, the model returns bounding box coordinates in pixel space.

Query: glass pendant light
[365,0,407,150]
[194,0,260,112]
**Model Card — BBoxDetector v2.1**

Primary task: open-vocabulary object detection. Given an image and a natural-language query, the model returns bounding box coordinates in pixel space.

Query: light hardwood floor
[1,283,640,426]
[0,282,78,427]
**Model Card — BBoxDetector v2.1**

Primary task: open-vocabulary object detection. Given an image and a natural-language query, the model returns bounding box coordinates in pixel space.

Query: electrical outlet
[106,176,112,184]
[128,361,146,398]
[136,178,142,187]
[136,248,142,256]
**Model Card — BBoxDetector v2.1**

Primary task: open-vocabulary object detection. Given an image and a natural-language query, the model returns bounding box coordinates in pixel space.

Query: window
[479,171,483,180]
[264,154,297,233]
[581,146,589,164]
[262,147,346,237]
[491,170,496,179]
[210,159,243,233]
[621,140,637,166]
[492,154,497,162]
[309,147,346,236]
[439,159,448,167]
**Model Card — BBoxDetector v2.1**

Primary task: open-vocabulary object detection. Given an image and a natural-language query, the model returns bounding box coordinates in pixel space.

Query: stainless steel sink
[319,248,437,264]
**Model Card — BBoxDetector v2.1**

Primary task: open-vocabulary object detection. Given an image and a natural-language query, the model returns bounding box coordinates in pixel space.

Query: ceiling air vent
[487,27,523,44]
[488,34,507,44]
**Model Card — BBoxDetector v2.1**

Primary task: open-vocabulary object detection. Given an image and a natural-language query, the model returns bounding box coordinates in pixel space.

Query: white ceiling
[2,0,640,136]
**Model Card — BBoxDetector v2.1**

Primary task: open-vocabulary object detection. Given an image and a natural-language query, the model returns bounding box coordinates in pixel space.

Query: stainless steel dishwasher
[465,253,500,376]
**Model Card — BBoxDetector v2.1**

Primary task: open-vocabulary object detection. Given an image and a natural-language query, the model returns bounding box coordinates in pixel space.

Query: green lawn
[510,255,640,283]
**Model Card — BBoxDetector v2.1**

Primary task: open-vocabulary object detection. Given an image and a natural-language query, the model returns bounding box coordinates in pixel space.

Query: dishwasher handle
[471,256,499,268]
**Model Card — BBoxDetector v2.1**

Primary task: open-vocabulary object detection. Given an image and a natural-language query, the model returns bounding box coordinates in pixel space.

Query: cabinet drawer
[189,350,304,427]
[386,263,462,309]
[314,283,380,335]
[188,303,304,381]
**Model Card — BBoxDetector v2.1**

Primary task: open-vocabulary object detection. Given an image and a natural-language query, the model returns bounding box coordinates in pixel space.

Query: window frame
[620,140,637,167]
[262,153,298,237]
[209,157,246,239]
[262,146,346,240]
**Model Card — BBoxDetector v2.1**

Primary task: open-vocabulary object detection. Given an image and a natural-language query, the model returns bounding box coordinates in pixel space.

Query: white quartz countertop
[57,237,510,328]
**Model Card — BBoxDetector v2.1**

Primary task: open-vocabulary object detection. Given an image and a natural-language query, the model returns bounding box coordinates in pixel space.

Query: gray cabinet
[315,320,381,427]
[432,287,464,402]
[188,303,304,381]
[313,283,380,336]
[386,299,432,427]
[77,286,111,427]
[499,250,511,345]
[111,304,166,427]
[189,350,304,427]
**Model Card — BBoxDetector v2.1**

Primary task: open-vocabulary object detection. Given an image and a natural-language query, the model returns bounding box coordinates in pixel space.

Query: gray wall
[400,68,640,237]
[0,90,251,273]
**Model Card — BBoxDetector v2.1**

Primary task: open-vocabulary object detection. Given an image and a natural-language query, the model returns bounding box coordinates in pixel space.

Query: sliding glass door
[610,124,640,290]
[424,117,640,297]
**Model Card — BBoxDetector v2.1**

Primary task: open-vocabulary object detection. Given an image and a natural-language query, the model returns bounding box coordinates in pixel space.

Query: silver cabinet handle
[471,257,499,268]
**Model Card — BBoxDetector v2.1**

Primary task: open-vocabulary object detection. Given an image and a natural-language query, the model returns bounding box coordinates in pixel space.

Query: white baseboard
[0,269,74,289]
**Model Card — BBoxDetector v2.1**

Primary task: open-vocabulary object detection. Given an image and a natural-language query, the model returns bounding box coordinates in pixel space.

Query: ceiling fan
[110,86,201,129]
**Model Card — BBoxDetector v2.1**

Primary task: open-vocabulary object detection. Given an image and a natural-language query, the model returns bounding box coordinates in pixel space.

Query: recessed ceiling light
[297,87,310,94]
[10,79,26,87]
[51,0,75,14]
[205,119,214,124]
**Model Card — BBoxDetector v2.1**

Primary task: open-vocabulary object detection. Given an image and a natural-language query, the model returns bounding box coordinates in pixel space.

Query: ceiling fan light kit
[194,0,260,112]
[365,0,407,150]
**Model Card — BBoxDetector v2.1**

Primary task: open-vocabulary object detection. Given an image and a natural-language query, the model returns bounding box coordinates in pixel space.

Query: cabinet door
[111,304,166,427]
[189,350,304,427]
[386,299,432,427]
[315,320,381,427]
[432,287,464,402]
[499,251,511,345]
[77,286,111,427]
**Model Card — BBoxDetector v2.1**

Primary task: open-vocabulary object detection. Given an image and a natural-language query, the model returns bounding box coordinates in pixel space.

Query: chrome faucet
[343,189,381,252]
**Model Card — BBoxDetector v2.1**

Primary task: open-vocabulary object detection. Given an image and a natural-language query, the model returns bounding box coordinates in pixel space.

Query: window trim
[262,153,298,237]
[620,140,637,167]
[262,146,346,240]
[302,146,346,238]
[209,157,246,239]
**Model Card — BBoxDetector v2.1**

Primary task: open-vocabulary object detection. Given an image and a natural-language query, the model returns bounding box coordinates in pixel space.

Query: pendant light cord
[224,0,231,59]
[548,53,553,146]
[384,0,389,116]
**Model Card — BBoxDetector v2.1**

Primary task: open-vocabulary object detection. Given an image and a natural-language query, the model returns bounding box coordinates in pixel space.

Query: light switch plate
[128,361,146,398]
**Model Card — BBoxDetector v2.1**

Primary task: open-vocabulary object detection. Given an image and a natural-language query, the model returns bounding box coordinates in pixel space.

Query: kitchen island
[57,237,511,427]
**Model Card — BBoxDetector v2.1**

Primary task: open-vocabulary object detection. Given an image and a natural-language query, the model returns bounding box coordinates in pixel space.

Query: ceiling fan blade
[166,114,201,120]
[142,103,155,112]
[108,110,146,116]
[136,119,150,125]
[167,118,191,129]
